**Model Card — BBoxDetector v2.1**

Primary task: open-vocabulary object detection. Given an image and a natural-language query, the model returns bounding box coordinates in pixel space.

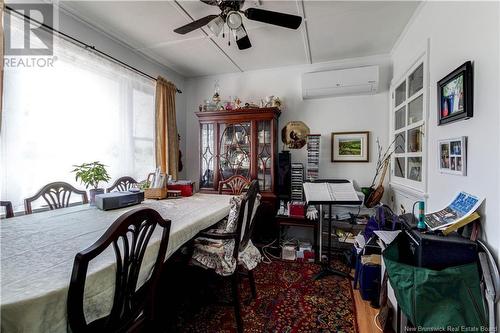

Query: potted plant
[72,161,111,206]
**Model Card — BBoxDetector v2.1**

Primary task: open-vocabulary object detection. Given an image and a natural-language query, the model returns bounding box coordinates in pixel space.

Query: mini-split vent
[301,65,379,99]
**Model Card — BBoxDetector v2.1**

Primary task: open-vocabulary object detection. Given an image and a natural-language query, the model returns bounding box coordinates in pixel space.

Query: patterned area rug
[175,260,358,333]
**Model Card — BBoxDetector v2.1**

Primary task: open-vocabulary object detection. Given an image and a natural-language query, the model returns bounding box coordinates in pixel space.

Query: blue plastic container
[359,263,381,301]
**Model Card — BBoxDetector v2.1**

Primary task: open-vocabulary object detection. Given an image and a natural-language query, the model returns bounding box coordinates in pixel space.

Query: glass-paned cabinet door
[407,157,422,182]
[200,123,215,188]
[395,106,406,131]
[408,95,423,125]
[219,122,251,180]
[257,120,272,191]
[408,63,424,97]
[391,56,426,189]
[395,81,406,107]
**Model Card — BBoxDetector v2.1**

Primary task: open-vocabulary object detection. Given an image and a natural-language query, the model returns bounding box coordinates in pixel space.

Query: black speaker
[277,151,291,199]
[406,230,477,270]
[399,214,478,269]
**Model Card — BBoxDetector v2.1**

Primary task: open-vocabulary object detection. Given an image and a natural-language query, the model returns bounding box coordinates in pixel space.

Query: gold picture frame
[331,131,369,162]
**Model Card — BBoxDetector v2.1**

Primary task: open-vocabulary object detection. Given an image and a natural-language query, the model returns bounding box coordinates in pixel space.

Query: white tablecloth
[0,193,232,333]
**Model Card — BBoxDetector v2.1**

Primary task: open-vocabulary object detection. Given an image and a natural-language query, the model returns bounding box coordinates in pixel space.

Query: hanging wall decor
[438,136,467,176]
[281,121,310,149]
[437,61,473,125]
[331,131,370,162]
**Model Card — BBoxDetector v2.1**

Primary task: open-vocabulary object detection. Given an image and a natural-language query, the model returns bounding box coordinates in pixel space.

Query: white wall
[391,1,500,255]
[391,1,500,322]
[55,8,188,176]
[184,55,392,191]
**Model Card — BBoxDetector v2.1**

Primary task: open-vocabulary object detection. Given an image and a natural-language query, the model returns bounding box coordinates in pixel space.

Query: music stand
[304,179,362,280]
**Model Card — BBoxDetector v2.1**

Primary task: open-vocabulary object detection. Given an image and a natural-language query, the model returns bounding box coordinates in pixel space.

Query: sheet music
[373,230,401,245]
[303,182,359,203]
[327,183,359,201]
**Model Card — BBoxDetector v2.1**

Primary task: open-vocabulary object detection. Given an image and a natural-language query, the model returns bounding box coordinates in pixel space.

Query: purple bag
[364,205,399,241]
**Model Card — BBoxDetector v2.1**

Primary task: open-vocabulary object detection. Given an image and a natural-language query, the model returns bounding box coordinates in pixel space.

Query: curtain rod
[5,5,182,94]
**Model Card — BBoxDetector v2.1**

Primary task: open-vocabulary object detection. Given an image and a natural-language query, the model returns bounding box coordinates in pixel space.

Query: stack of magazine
[424,191,483,234]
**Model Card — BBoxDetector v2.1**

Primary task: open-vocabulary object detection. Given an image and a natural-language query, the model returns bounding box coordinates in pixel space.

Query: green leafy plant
[138,180,151,190]
[72,161,111,190]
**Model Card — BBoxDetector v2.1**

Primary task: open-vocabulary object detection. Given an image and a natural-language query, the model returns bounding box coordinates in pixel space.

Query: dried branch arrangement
[368,133,405,188]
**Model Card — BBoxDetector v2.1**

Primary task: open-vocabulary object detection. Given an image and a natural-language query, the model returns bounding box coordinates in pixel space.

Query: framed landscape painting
[331,131,369,162]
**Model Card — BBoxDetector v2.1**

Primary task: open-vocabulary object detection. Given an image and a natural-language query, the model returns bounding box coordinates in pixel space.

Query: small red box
[289,202,305,217]
[167,181,194,197]
[304,250,315,263]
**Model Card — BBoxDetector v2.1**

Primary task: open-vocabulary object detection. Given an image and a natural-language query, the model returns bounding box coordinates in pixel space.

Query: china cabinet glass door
[219,122,251,180]
[257,120,272,191]
[200,123,215,188]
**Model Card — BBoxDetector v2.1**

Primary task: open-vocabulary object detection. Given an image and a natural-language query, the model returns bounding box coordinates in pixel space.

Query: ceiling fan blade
[174,15,219,34]
[200,0,219,5]
[244,8,302,30]
[236,26,251,50]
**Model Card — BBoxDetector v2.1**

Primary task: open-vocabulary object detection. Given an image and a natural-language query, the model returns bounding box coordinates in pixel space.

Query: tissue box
[168,180,194,197]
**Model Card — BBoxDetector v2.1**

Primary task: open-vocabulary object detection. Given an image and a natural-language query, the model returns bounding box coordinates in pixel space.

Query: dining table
[0,193,233,333]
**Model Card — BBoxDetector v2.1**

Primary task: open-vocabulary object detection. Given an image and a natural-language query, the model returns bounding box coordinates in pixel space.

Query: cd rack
[307,134,320,181]
[291,163,304,201]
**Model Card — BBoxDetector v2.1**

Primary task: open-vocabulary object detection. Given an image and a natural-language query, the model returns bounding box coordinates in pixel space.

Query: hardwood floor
[353,287,382,333]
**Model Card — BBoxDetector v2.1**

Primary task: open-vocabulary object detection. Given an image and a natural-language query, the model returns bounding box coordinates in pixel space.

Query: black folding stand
[306,179,362,281]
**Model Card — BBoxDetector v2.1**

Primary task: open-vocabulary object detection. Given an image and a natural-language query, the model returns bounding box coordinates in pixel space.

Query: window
[1,16,155,212]
[391,59,426,189]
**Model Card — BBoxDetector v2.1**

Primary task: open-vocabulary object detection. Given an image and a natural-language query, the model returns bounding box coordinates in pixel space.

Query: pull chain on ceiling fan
[173,0,302,50]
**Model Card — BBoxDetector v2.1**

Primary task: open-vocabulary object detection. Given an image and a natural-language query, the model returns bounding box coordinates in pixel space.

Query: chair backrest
[24,181,89,214]
[67,208,171,333]
[106,176,138,193]
[0,201,14,219]
[232,180,261,258]
[218,175,251,195]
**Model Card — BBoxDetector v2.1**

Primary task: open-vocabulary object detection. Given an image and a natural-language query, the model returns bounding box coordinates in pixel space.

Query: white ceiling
[59,0,420,77]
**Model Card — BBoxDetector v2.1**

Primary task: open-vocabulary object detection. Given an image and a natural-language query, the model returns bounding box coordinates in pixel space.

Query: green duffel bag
[383,233,487,331]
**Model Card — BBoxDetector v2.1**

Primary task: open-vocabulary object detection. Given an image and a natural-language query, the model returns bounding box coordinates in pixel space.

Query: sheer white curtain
[1,16,155,212]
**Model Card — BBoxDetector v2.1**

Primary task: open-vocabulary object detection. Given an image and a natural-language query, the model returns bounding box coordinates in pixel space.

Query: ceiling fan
[173,0,302,50]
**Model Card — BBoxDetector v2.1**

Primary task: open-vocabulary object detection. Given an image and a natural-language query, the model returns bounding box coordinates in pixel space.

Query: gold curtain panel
[155,76,179,179]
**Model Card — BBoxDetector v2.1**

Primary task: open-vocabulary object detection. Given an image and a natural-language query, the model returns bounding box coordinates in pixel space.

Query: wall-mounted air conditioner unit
[301,65,379,99]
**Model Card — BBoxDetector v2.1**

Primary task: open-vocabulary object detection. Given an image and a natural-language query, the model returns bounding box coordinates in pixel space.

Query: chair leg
[231,274,244,333]
[248,270,257,299]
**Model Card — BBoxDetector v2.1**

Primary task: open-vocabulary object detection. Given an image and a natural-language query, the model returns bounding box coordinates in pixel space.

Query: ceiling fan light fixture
[226,11,242,30]
[207,16,224,36]
[173,0,303,50]
[232,26,247,40]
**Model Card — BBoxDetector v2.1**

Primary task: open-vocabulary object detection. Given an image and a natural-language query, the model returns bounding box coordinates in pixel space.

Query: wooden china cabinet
[196,107,280,240]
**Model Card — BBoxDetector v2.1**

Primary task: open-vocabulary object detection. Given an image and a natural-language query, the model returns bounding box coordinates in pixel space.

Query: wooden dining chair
[67,208,171,333]
[191,180,262,333]
[0,201,14,218]
[106,176,138,193]
[24,181,89,214]
[218,175,251,195]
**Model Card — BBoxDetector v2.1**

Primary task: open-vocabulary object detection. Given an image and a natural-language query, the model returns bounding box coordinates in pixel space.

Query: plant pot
[89,188,104,206]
